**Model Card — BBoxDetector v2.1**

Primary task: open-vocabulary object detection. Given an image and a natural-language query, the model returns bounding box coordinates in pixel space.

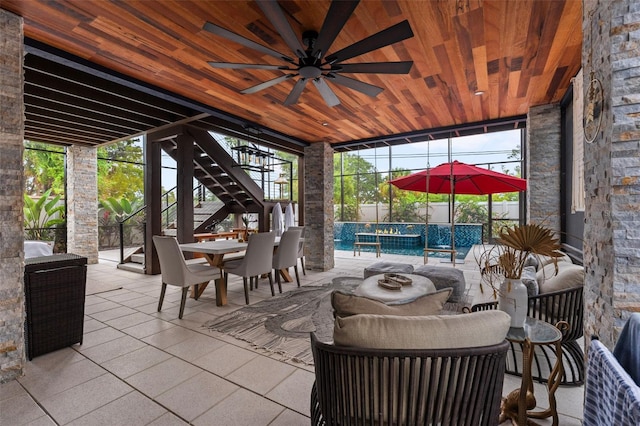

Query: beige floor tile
[66,391,168,426]
[84,300,121,315]
[0,393,48,425]
[18,358,106,401]
[79,326,126,349]
[192,388,284,426]
[119,294,158,308]
[104,312,155,330]
[78,334,147,363]
[269,409,309,425]
[83,317,107,333]
[25,415,57,426]
[225,354,296,395]
[141,325,200,349]
[265,368,316,414]
[0,378,25,401]
[126,357,201,398]
[90,306,139,322]
[192,343,257,377]
[40,373,133,424]
[155,371,238,421]
[164,333,226,361]
[146,412,189,426]
[121,317,176,339]
[101,345,172,379]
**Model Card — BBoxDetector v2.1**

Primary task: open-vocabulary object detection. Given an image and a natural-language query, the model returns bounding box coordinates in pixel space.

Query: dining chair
[223,231,276,305]
[288,226,306,276]
[152,236,219,319]
[272,227,302,292]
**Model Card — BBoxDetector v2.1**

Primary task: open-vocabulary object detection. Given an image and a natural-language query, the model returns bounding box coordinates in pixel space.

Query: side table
[504,317,565,426]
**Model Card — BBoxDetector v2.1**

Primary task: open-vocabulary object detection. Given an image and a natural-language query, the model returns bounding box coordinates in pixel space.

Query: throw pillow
[537,262,584,294]
[521,265,539,297]
[331,288,452,317]
[333,310,511,349]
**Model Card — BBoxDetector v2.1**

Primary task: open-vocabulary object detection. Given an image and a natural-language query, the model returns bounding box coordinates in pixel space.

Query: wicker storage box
[24,253,88,360]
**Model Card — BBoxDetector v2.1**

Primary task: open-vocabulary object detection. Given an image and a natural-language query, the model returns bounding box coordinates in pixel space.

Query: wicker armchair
[472,285,584,386]
[310,333,509,426]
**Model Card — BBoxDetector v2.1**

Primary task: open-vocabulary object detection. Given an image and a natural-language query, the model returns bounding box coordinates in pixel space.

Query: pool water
[334,240,470,259]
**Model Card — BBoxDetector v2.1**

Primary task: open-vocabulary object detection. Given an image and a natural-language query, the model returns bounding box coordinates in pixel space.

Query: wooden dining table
[179,237,296,306]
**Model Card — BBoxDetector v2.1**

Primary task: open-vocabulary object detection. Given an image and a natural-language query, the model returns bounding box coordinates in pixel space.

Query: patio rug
[203,276,473,365]
[203,276,362,365]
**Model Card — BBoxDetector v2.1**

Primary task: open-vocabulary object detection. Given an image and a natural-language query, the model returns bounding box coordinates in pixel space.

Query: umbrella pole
[450,158,456,266]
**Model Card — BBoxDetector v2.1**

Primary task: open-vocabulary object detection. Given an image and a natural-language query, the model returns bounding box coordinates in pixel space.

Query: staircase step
[131,253,145,264]
[117,262,145,274]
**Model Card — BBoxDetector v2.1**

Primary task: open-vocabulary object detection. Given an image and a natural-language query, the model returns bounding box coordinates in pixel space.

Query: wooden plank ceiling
[3,0,582,147]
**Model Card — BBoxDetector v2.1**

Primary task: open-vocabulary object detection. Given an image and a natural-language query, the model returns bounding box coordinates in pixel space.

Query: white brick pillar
[67,145,99,264]
[0,9,26,383]
[304,143,334,271]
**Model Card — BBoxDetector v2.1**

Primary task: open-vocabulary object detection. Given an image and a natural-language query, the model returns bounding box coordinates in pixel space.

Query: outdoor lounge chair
[472,285,584,386]
[310,311,511,425]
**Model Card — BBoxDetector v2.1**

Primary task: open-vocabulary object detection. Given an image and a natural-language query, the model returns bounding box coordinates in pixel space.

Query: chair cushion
[363,262,414,279]
[412,265,466,303]
[333,310,511,349]
[521,265,539,297]
[537,262,584,294]
[331,288,452,317]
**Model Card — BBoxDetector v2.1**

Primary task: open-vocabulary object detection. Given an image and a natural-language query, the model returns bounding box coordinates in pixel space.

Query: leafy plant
[101,197,133,221]
[24,189,65,240]
[477,223,562,296]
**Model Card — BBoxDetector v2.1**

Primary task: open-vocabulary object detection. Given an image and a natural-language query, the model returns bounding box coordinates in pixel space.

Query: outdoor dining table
[179,237,296,306]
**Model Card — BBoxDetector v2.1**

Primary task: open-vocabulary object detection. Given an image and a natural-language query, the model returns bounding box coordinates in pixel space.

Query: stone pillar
[526,104,562,233]
[304,143,334,271]
[0,9,25,383]
[67,145,99,264]
[583,0,640,347]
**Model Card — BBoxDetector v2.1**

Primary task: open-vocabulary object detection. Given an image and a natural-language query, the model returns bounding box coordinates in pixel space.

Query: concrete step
[131,253,144,264]
[117,262,145,274]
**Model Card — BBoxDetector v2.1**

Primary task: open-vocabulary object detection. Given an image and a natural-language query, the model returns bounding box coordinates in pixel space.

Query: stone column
[583,0,640,347]
[0,9,25,383]
[304,143,334,271]
[526,104,562,233]
[67,145,99,264]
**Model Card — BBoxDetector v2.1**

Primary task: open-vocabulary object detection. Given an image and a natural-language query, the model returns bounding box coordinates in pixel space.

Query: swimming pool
[334,240,470,259]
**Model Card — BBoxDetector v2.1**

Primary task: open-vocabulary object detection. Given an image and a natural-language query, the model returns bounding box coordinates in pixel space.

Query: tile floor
[1,249,584,425]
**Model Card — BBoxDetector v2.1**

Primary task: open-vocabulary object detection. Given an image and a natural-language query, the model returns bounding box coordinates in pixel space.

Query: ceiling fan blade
[312,78,340,107]
[333,61,413,74]
[257,0,307,58]
[208,62,289,70]
[203,21,293,62]
[241,74,293,94]
[324,20,414,64]
[284,78,308,105]
[328,74,383,97]
[312,0,360,59]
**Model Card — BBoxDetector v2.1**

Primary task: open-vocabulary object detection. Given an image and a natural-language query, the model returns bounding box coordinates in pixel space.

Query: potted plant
[477,223,562,327]
[240,215,250,242]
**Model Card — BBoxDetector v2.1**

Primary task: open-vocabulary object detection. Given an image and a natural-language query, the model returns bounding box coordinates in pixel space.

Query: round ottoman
[413,265,466,302]
[363,262,414,279]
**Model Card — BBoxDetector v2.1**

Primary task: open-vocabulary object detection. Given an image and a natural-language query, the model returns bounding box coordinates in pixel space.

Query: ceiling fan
[203,0,414,107]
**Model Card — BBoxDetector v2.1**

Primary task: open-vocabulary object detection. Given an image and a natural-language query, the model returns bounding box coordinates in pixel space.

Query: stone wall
[0,9,25,383]
[526,104,562,233]
[583,0,640,347]
[67,145,99,264]
[303,143,334,271]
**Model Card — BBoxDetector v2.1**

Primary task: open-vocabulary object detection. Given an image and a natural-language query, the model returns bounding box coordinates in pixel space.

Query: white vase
[498,278,528,328]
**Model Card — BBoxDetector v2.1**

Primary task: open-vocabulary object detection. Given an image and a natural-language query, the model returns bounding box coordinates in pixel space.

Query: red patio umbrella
[388,160,527,195]
[389,160,527,263]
